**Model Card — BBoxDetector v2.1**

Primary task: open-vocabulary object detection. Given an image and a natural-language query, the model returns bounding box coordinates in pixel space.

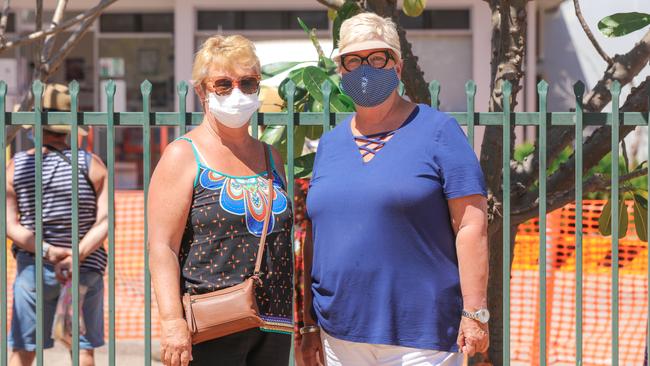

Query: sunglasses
[204,75,261,96]
[340,50,395,72]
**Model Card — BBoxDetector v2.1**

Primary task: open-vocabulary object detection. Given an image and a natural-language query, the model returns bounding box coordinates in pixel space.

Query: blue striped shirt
[12,149,106,273]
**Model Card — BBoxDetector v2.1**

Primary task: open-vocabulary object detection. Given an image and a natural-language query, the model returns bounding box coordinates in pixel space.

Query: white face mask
[207,88,261,128]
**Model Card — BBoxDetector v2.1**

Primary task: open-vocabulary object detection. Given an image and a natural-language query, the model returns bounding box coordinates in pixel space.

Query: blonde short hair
[338,13,401,61]
[192,35,261,87]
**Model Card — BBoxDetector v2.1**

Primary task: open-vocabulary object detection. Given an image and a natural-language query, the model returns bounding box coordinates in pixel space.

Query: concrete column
[174,0,195,112]
[472,1,492,113]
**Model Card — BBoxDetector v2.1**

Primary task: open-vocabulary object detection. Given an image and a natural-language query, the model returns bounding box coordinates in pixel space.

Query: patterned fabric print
[179,166,294,334]
[198,169,288,237]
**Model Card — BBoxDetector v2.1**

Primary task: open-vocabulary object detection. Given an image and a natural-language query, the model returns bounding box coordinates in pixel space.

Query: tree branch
[514,28,650,194]
[0,0,10,41]
[584,29,650,112]
[34,0,44,75]
[13,0,116,116]
[480,0,529,206]
[41,0,69,62]
[315,0,344,10]
[0,0,117,54]
[42,9,100,77]
[573,0,612,65]
[364,0,431,103]
[511,77,650,224]
[511,168,648,224]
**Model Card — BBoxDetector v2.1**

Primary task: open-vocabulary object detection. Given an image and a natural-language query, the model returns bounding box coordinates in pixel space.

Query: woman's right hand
[301,331,324,366]
[160,318,192,366]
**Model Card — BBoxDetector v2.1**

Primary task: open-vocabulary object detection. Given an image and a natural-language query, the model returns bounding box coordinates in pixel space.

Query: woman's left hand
[457,317,489,356]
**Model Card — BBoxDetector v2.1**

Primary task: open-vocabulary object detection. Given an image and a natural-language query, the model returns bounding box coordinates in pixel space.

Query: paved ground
[41,341,162,366]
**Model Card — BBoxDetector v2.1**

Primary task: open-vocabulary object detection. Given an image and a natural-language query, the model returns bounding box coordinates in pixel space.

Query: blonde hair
[338,13,401,60]
[192,35,261,87]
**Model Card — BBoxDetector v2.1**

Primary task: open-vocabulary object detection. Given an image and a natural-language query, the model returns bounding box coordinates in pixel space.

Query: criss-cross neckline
[350,105,420,164]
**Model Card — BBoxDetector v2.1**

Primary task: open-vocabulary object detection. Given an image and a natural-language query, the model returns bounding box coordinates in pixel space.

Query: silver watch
[42,241,52,259]
[462,308,490,324]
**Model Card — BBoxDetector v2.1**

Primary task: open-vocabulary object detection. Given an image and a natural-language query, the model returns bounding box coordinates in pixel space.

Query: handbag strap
[43,144,96,194]
[252,143,274,280]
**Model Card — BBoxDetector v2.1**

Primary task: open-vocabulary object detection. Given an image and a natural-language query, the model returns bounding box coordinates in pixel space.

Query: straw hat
[18,83,88,136]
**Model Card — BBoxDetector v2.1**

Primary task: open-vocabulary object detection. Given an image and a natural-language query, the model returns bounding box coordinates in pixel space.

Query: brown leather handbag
[182,145,274,345]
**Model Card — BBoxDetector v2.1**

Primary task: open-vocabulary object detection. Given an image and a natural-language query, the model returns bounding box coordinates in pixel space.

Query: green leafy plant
[514,142,648,240]
[596,155,648,240]
[259,11,361,178]
[598,12,650,37]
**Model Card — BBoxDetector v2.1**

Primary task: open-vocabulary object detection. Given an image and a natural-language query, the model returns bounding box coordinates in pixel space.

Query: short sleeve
[433,117,487,199]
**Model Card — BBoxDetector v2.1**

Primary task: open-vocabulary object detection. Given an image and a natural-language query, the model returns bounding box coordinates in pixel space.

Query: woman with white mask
[149,35,294,366]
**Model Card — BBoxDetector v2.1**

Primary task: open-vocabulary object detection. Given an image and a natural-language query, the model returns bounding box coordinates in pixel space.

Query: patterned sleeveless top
[177,137,294,334]
[12,149,106,273]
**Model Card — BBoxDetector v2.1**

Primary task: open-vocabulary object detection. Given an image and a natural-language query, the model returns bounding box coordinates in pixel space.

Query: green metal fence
[0,78,648,366]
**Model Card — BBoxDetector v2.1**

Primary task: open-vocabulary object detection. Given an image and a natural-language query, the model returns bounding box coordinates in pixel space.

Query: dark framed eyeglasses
[204,75,261,96]
[340,50,395,72]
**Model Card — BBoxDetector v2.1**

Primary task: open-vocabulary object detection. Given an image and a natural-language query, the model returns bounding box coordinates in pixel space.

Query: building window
[100,13,174,33]
[399,9,470,30]
[5,13,14,33]
[197,10,328,31]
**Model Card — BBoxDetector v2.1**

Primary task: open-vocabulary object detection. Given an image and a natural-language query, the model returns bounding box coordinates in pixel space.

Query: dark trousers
[191,328,291,366]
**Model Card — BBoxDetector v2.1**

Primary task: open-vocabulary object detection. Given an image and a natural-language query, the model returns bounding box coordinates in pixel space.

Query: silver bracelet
[299,325,320,335]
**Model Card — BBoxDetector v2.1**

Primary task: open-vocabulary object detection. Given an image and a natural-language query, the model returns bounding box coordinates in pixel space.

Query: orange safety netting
[2,193,648,365]
[512,200,647,365]
[4,191,161,340]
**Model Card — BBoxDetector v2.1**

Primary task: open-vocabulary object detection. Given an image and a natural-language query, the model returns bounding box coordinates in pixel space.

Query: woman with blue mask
[149,35,293,366]
[300,12,490,366]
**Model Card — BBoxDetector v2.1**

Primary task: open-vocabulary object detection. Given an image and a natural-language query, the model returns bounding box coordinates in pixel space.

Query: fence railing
[0,78,648,366]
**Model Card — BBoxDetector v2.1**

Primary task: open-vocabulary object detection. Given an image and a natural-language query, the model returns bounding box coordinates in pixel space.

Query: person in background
[301,13,489,366]
[6,83,109,366]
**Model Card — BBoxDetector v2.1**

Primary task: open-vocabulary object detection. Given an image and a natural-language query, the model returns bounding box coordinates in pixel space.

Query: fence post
[465,80,476,148]
[105,79,117,366]
[538,80,548,366]
[0,80,6,366]
[573,80,585,366]
[141,80,153,366]
[502,80,512,366]
[32,80,45,366]
[429,81,440,109]
[177,81,188,136]
[69,80,81,366]
[611,80,621,366]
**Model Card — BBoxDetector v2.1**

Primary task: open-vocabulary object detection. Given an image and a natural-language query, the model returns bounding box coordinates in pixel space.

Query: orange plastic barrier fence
[512,200,647,365]
[3,194,648,365]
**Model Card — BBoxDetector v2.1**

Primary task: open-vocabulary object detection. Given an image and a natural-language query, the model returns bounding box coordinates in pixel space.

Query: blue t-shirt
[306,104,487,352]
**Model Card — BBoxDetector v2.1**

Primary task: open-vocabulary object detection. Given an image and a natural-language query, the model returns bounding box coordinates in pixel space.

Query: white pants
[320,331,465,366]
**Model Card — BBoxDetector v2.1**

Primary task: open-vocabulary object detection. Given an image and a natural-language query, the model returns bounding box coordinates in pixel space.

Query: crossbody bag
[181,144,274,344]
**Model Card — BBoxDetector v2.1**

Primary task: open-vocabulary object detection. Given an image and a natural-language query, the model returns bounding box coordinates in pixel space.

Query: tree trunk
[364,0,431,103]
[479,2,529,364]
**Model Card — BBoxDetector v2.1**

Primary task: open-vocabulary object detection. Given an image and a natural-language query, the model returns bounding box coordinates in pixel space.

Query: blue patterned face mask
[341,65,399,107]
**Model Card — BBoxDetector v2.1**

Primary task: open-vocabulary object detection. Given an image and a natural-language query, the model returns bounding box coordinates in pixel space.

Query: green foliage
[633,194,648,241]
[261,15,356,178]
[598,196,629,238]
[294,153,316,179]
[332,1,362,50]
[591,155,648,241]
[403,0,427,17]
[261,62,304,80]
[514,141,648,240]
[514,143,534,163]
[598,12,650,37]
